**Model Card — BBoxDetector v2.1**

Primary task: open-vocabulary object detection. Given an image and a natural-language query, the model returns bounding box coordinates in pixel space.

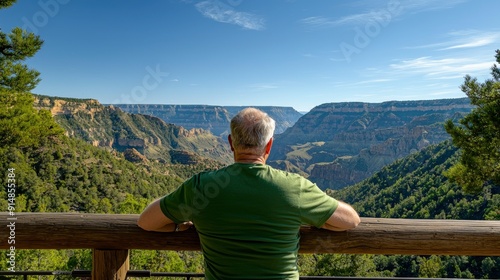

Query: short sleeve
[299,179,339,228]
[159,175,197,224]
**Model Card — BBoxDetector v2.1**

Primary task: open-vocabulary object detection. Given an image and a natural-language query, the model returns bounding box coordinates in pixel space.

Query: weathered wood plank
[92,249,129,280]
[1,213,499,256]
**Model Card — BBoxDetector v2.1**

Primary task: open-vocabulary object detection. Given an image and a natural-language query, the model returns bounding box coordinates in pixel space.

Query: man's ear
[228,134,234,151]
[265,137,273,155]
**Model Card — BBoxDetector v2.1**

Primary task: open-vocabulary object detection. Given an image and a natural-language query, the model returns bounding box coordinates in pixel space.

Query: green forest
[1,0,500,278]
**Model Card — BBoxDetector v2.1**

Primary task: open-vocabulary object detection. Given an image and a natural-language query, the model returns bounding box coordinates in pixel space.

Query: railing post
[92,249,129,280]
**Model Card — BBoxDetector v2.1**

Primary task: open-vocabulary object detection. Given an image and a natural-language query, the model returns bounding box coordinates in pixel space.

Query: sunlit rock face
[268,98,474,190]
[113,104,303,136]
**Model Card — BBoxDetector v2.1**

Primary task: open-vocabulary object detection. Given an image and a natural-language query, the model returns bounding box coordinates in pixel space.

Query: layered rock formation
[34,96,232,165]
[34,95,474,189]
[112,104,303,136]
[268,98,474,190]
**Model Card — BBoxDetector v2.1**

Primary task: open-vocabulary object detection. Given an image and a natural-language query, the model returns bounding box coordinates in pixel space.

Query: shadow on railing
[1,213,500,280]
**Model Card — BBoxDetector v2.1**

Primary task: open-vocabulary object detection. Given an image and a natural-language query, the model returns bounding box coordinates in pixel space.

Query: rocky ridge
[112,104,303,136]
[34,95,232,165]
[268,98,475,190]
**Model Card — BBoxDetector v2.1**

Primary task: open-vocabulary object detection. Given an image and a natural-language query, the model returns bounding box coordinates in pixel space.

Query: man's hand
[173,221,194,232]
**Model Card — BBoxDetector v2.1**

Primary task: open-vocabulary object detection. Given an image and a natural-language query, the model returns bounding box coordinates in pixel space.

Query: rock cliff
[34,95,232,165]
[112,104,303,136]
[268,98,474,190]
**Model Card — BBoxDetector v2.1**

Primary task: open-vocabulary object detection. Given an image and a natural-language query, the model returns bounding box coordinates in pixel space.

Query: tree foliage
[330,140,500,278]
[0,90,64,149]
[0,6,43,92]
[445,49,500,193]
[0,0,16,9]
[1,0,43,91]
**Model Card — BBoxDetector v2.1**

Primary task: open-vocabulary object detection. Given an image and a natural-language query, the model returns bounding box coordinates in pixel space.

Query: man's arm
[137,198,192,232]
[321,201,360,231]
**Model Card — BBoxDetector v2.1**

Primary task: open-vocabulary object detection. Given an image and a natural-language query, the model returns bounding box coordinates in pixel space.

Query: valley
[38,95,476,191]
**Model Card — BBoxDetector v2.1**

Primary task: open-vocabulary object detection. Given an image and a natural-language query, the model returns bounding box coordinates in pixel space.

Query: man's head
[229,108,275,156]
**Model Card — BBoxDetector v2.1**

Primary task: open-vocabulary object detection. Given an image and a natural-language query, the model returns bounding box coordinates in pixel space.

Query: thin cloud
[390,56,491,77]
[401,0,468,14]
[301,0,466,28]
[300,16,333,27]
[195,0,265,30]
[299,3,401,28]
[391,57,469,70]
[403,30,500,53]
[429,75,464,80]
[355,78,393,85]
[333,10,399,26]
[300,10,395,28]
[440,31,500,50]
[444,39,494,50]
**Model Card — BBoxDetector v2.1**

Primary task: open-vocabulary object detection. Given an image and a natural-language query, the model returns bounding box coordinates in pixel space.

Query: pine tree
[0,89,64,149]
[444,49,500,193]
[0,0,62,149]
[0,0,44,92]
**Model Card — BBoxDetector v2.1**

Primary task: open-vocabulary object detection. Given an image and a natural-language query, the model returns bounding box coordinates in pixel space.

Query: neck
[233,151,267,165]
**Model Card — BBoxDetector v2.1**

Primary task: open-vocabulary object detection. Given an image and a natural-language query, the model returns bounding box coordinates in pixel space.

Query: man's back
[138,108,359,279]
[160,163,338,279]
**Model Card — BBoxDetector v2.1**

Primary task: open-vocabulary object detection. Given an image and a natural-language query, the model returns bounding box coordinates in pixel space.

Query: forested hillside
[34,95,233,165]
[0,90,224,274]
[335,140,499,220]
[0,91,230,214]
[299,141,500,278]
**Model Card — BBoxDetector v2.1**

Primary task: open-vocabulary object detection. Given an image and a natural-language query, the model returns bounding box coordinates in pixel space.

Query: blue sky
[1,0,499,111]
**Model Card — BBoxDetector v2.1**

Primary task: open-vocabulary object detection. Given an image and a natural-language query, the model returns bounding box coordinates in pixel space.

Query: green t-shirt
[160,163,338,280]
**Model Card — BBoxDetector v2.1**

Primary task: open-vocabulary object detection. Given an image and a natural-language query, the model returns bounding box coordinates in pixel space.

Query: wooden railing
[1,213,500,279]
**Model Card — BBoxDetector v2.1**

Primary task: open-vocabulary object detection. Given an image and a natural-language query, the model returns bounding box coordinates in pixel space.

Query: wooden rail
[2,213,500,255]
[2,213,500,279]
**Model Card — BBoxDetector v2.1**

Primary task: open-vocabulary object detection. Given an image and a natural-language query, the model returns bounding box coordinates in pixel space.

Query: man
[138,107,360,279]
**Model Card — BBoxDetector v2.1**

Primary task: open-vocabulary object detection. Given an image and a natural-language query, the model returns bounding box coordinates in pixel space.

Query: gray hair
[230,108,275,152]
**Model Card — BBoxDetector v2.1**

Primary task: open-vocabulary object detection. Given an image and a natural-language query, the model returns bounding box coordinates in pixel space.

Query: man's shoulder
[194,163,309,184]
[194,164,237,180]
[265,165,311,183]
